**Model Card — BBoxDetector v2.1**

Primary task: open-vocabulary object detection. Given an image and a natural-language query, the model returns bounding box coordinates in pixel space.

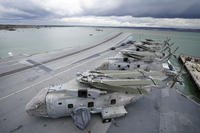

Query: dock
[179,55,200,90]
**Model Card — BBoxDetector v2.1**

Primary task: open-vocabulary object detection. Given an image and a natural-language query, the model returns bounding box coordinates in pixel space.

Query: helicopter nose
[26,99,46,116]
[26,88,48,117]
[25,101,38,116]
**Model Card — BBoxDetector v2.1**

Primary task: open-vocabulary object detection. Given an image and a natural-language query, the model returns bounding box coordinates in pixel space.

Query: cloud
[0,4,34,19]
[0,0,52,19]
[97,0,200,18]
[61,16,200,29]
[1,0,200,19]
[0,0,200,28]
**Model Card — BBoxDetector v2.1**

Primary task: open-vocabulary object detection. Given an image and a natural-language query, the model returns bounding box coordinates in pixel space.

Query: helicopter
[117,46,171,61]
[132,38,174,52]
[118,38,175,60]
[123,40,172,54]
[76,68,182,94]
[96,48,178,71]
[25,37,182,130]
[96,39,178,71]
[121,47,169,61]
[25,81,145,129]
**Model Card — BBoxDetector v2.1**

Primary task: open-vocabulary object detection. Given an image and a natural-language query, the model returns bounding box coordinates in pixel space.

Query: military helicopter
[126,38,173,53]
[26,80,146,130]
[96,49,177,71]
[96,43,178,71]
[77,65,182,94]
[121,47,168,61]
[119,38,175,60]
[77,69,166,80]
[26,37,181,131]
[96,38,177,71]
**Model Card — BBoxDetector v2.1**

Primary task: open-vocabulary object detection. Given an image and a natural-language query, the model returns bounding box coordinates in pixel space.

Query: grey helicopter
[122,38,171,53]
[119,40,176,61]
[25,37,182,131]
[96,46,178,72]
[25,80,146,130]
[76,67,183,94]
[96,38,178,71]
[129,38,174,52]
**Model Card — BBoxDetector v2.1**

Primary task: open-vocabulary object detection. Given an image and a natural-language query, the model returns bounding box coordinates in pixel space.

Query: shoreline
[0,24,200,33]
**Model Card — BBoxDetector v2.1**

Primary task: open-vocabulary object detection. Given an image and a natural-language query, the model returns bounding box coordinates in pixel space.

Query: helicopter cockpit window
[78,89,88,98]
[168,64,174,71]
[110,99,116,105]
[88,102,94,107]
[68,104,73,108]
[123,57,128,62]
[162,53,165,56]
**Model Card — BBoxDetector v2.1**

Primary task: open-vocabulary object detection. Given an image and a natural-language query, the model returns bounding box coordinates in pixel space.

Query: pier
[179,55,200,90]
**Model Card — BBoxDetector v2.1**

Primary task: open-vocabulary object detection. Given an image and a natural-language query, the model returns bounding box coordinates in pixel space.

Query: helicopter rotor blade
[165,38,171,45]
[170,79,177,88]
[173,54,177,58]
[137,70,157,85]
[169,46,179,59]
[173,46,179,53]
[169,42,174,47]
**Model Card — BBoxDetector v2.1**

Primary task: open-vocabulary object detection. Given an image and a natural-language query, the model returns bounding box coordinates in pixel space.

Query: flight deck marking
[0,54,103,101]
[26,59,53,72]
[0,33,132,101]
[0,32,124,77]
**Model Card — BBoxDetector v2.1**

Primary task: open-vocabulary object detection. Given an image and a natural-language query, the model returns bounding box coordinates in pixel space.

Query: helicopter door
[78,89,88,98]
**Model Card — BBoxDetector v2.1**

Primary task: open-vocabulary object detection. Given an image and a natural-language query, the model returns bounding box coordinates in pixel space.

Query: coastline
[1,24,200,33]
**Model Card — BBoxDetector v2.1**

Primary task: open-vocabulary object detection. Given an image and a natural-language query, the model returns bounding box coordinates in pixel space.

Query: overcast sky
[0,0,200,28]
